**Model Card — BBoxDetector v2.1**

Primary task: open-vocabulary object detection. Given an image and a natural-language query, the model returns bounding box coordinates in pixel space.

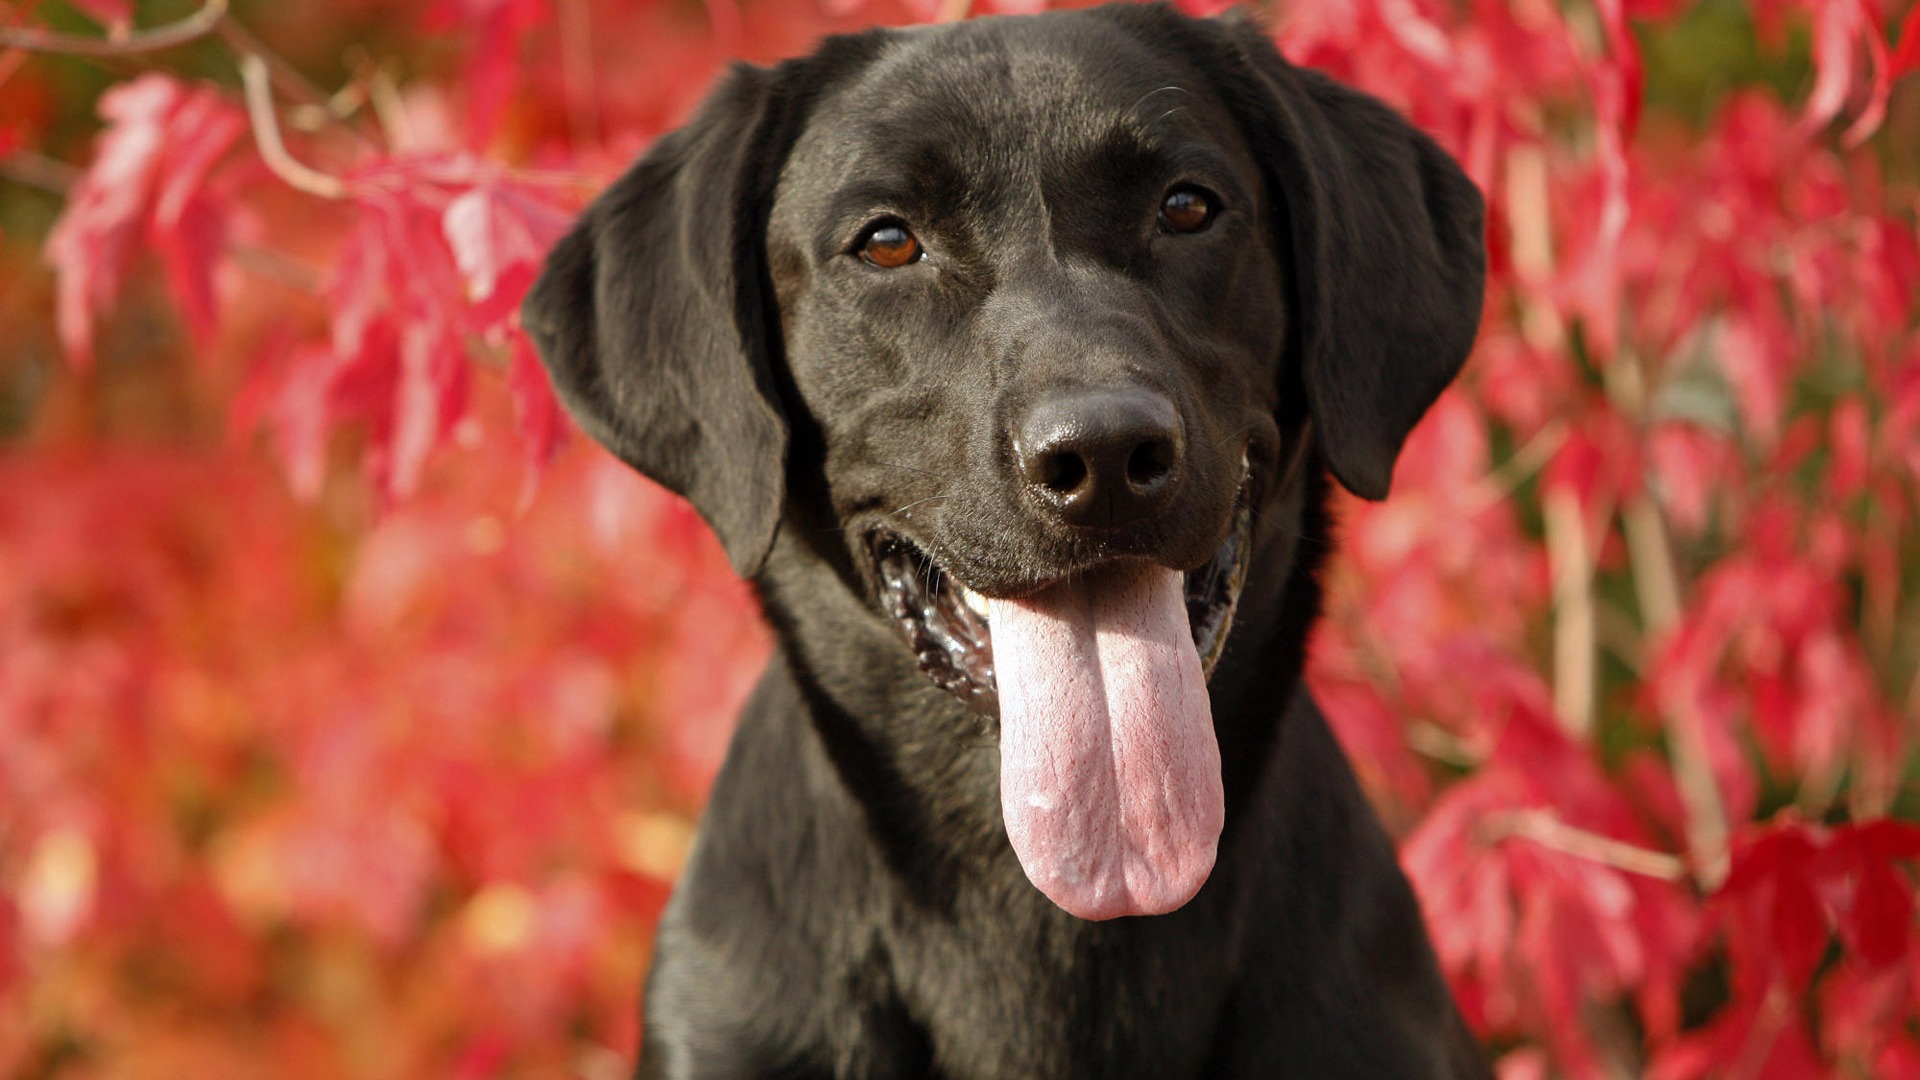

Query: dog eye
[857,222,923,268]
[1159,187,1215,234]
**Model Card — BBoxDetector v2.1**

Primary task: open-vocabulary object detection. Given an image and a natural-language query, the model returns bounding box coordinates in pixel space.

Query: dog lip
[868,462,1254,713]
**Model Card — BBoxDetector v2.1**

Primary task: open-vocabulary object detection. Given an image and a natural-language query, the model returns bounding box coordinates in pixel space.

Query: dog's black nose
[1017,389,1184,528]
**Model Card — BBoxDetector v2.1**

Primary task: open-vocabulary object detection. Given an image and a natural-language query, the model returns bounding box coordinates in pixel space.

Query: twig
[1623,495,1682,633]
[228,245,322,293]
[1460,419,1568,515]
[1594,599,1646,673]
[1406,721,1481,768]
[1,149,323,294]
[1545,487,1598,738]
[216,19,379,153]
[214,19,330,113]
[1486,810,1689,882]
[0,0,229,57]
[238,53,347,199]
[1610,356,1730,890]
[0,148,82,191]
[0,0,51,89]
[365,62,413,150]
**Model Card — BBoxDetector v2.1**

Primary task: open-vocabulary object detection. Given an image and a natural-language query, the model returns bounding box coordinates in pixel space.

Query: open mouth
[873,489,1253,714]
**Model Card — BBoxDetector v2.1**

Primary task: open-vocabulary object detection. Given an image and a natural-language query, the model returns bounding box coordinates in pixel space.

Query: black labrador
[524,4,1489,1077]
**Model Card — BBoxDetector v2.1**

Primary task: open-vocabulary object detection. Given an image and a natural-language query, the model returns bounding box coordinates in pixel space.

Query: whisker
[1130,84,1190,113]
[888,494,953,518]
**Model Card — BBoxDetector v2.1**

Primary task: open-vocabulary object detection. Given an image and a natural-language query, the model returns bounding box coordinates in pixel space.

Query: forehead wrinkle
[792,19,1242,259]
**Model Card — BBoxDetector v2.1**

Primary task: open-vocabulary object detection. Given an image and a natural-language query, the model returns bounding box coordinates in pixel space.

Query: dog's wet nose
[1017,389,1184,528]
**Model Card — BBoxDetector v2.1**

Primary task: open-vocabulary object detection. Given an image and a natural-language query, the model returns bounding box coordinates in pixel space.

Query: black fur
[523,5,1490,1077]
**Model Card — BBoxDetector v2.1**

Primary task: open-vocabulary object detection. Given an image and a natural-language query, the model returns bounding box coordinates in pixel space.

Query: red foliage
[1,0,1917,1076]
[43,74,244,369]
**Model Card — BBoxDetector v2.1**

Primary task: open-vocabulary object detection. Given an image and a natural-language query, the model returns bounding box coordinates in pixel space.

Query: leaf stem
[1611,357,1730,890]
[0,149,82,192]
[1546,487,1598,738]
[213,19,335,116]
[238,53,347,200]
[1486,810,1688,882]
[0,0,229,57]
[1461,419,1567,515]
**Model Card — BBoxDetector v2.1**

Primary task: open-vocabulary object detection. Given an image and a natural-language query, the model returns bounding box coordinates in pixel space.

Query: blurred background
[0,0,1916,1076]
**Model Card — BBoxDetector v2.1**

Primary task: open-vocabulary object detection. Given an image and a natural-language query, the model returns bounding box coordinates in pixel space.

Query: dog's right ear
[522,65,795,578]
[1170,11,1488,502]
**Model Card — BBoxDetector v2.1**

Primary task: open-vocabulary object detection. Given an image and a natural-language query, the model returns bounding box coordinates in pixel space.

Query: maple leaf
[508,331,568,506]
[425,0,550,146]
[43,74,244,370]
[9,0,1920,1075]
[1896,3,1920,79]
[442,178,572,329]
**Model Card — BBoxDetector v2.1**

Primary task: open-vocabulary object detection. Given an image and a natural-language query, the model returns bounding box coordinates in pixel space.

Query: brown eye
[1160,187,1214,233]
[859,223,922,268]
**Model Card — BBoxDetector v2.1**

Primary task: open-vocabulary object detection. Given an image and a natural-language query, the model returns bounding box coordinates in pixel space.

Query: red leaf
[1802,0,1893,145]
[45,74,182,369]
[1895,3,1920,79]
[1843,859,1912,970]
[1878,1038,1920,1079]
[391,318,470,499]
[508,331,567,508]
[43,74,243,369]
[425,0,549,146]
[1823,822,1920,972]
[443,180,572,329]
[315,182,478,500]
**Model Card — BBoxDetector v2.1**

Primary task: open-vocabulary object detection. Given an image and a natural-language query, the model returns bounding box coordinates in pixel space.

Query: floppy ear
[522,65,794,576]
[1210,16,1487,500]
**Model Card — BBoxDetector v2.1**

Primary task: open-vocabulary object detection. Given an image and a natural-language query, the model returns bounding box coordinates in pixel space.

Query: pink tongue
[991,563,1223,920]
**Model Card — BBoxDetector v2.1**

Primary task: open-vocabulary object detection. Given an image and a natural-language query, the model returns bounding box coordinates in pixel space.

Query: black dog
[525,4,1489,1077]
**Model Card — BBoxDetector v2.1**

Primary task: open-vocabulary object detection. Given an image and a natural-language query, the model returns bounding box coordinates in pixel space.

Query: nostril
[1040,451,1089,495]
[1016,387,1183,524]
[1127,439,1174,489]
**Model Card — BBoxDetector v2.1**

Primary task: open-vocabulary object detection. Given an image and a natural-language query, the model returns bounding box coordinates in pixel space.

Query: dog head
[524,3,1485,921]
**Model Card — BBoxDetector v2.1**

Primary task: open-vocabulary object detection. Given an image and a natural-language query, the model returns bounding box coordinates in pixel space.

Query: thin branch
[1609,356,1730,891]
[1486,810,1689,882]
[0,0,49,88]
[496,167,604,190]
[1623,495,1682,633]
[228,245,322,294]
[1545,487,1598,738]
[1460,419,1568,515]
[365,62,414,150]
[1407,721,1481,768]
[214,19,330,113]
[0,0,229,57]
[0,149,82,192]
[238,53,347,200]
[1,149,322,294]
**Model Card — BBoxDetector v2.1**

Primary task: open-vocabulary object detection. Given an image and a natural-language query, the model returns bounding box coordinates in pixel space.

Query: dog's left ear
[521,56,837,577]
[1204,14,1488,500]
